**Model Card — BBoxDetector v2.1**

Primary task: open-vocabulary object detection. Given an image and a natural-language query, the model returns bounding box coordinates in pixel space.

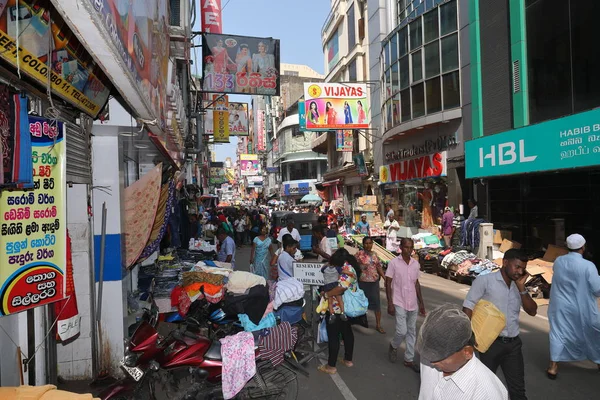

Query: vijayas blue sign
[466,108,600,178]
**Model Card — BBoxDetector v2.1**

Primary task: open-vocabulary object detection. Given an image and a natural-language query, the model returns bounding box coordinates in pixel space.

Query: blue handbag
[342,287,369,317]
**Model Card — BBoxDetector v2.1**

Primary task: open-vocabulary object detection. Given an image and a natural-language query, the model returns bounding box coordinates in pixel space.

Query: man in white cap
[418,304,508,400]
[546,233,600,379]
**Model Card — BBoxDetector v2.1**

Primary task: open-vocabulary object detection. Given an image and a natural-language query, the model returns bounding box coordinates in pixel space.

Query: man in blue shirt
[216,227,236,269]
[355,214,370,235]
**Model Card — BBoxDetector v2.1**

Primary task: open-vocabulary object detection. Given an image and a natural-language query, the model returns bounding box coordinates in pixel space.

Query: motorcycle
[100,301,298,400]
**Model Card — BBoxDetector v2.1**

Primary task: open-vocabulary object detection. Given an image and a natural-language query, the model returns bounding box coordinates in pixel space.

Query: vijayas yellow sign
[0,117,66,315]
[212,94,230,143]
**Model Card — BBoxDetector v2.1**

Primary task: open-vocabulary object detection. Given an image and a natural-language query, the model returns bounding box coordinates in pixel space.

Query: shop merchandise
[226,271,267,294]
[257,322,298,367]
[189,238,217,252]
[220,331,257,399]
[460,218,487,249]
[273,278,304,309]
[140,180,176,261]
[238,312,277,332]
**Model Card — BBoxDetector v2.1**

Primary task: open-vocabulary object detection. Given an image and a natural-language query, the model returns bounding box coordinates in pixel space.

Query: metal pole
[96,203,107,321]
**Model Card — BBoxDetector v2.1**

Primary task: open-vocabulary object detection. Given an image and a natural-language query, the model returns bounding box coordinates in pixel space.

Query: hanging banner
[202,33,280,95]
[256,110,266,152]
[336,130,353,152]
[0,1,110,117]
[204,101,249,136]
[0,116,67,316]
[304,83,369,130]
[379,152,447,185]
[240,154,261,176]
[212,94,229,143]
[201,0,222,33]
[353,153,368,177]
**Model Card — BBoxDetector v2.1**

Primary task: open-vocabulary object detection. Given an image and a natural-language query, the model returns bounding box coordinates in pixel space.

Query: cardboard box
[358,195,378,206]
[493,229,513,245]
[499,239,522,253]
[543,244,568,262]
[527,258,554,284]
[363,204,378,212]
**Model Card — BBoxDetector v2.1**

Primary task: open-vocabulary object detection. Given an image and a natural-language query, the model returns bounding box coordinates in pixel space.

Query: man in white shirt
[418,304,508,400]
[277,218,301,246]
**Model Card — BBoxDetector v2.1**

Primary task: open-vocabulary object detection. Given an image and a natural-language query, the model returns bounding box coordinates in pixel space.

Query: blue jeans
[391,305,417,362]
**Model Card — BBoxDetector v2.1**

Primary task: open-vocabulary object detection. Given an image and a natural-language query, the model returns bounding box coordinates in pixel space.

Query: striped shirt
[419,356,508,400]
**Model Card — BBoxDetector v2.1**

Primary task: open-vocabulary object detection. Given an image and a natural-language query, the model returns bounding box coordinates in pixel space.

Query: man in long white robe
[547,234,600,378]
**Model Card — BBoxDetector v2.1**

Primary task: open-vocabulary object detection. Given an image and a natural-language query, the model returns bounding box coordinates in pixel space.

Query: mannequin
[419,182,434,229]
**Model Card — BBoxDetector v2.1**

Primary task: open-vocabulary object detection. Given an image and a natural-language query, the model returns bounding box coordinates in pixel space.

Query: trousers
[391,305,417,362]
[479,336,527,400]
[325,313,354,368]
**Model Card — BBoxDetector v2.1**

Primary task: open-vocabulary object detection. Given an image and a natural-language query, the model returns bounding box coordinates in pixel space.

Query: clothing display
[273,278,304,309]
[238,312,277,332]
[258,322,298,367]
[220,331,257,400]
[226,271,267,294]
[252,236,272,280]
[460,218,486,249]
[123,164,163,267]
[139,180,176,261]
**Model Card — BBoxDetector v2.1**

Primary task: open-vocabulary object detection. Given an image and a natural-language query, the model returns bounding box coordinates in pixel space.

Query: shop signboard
[256,110,266,152]
[247,176,263,187]
[204,100,249,136]
[336,130,353,152]
[353,153,368,177]
[240,154,260,176]
[304,83,369,130]
[466,108,600,178]
[201,0,222,33]
[209,168,227,185]
[224,168,236,183]
[0,1,110,117]
[93,0,169,127]
[293,262,325,286]
[202,33,280,95]
[298,100,307,130]
[379,152,447,185]
[266,167,279,173]
[212,94,229,143]
[0,116,67,315]
[283,182,312,196]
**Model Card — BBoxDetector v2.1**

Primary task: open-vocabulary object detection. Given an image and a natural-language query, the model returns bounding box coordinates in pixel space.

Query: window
[348,60,357,82]
[426,77,442,113]
[441,34,459,72]
[289,162,309,181]
[409,18,422,50]
[348,4,356,50]
[443,71,460,109]
[412,83,425,118]
[411,50,422,83]
[423,8,438,43]
[291,125,303,137]
[424,42,440,78]
[283,70,299,76]
[393,94,401,126]
[401,89,411,121]
[440,0,457,36]
[383,42,390,70]
[391,62,400,93]
[398,27,408,57]
[390,31,398,64]
[400,56,410,89]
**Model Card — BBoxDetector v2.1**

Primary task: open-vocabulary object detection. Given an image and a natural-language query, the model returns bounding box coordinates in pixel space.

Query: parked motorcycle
[100,301,298,400]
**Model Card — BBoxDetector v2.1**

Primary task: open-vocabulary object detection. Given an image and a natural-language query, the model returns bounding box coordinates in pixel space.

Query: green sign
[466,108,600,178]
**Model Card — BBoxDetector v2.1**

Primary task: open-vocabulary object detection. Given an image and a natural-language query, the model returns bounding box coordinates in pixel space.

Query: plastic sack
[317,317,328,343]
[471,299,506,353]
[342,287,369,317]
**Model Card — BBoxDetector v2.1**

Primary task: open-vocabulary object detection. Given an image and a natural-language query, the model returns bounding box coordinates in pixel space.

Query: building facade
[465,0,600,267]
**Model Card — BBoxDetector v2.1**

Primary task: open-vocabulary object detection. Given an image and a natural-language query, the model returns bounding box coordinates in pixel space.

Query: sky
[193,0,331,162]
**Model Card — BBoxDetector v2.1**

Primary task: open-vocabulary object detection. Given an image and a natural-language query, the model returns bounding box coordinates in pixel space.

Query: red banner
[201,0,222,33]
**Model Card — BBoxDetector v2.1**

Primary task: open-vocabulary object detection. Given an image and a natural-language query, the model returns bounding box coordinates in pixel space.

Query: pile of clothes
[441,250,501,277]
[412,232,442,249]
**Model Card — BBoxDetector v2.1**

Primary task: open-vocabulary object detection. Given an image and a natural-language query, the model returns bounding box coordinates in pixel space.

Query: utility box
[478,223,494,260]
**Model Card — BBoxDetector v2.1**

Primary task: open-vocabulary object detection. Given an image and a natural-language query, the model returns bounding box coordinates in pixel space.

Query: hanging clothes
[220,331,256,400]
[258,321,298,367]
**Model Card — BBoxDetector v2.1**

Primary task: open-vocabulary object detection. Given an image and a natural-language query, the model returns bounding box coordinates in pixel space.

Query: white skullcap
[566,234,586,250]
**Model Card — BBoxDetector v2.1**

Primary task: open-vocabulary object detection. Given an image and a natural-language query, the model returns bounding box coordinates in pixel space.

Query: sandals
[546,370,557,380]
[376,326,386,334]
[342,360,354,367]
[317,364,337,375]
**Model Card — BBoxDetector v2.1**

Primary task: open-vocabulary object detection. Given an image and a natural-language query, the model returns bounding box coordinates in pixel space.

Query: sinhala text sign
[0,116,66,316]
[303,83,369,130]
[293,262,325,286]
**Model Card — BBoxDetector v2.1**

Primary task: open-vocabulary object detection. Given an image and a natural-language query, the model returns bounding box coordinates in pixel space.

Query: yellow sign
[213,94,229,143]
[0,117,66,315]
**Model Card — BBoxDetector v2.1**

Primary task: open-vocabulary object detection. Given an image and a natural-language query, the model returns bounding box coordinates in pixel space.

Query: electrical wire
[223,0,234,11]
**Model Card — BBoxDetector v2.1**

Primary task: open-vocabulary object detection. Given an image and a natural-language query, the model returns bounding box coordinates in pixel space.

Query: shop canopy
[300,194,322,203]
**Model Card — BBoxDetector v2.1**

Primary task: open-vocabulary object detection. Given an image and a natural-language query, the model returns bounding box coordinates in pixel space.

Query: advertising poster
[246,176,263,187]
[240,154,260,176]
[256,110,266,152]
[202,33,280,95]
[224,168,236,183]
[201,0,222,33]
[0,1,110,117]
[304,83,369,130]
[212,94,229,143]
[93,0,170,128]
[336,130,353,152]
[353,153,368,177]
[0,116,66,315]
[204,100,249,136]
[209,165,227,185]
[379,152,447,185]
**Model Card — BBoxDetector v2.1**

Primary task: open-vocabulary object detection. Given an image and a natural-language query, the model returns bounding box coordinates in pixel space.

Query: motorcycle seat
[204,340,222,360]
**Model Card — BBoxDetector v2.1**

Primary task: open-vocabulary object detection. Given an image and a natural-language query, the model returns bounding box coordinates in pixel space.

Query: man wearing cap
[546,234,600,379]
[462,249,537,400]
[418,304,508,400]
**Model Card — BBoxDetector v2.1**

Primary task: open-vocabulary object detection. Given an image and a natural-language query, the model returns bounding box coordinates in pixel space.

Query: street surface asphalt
[60,244,600,399]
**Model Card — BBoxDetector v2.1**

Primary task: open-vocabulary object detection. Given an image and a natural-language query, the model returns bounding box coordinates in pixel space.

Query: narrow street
[228,245,600,400]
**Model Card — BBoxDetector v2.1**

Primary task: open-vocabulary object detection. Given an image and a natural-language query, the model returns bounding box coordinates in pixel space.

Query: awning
[312,132,328,154]
[316,178,344,189]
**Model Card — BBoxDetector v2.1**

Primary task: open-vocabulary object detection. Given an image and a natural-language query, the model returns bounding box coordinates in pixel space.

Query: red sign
[201,0,222,33]
[256,111,266,152]
[379,152,447,184]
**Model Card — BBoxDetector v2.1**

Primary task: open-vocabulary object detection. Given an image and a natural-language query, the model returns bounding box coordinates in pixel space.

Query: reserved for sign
[293,262,325,286]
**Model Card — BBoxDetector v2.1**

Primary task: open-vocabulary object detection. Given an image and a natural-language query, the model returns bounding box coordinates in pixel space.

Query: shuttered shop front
[65,121,92,184]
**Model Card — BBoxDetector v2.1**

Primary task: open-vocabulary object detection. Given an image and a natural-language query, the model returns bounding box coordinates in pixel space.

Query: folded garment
[223,285,270,325]
[239,312,277,332]
[227,271,267,295]
[184,282,224,297]
[273,278,304,310]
